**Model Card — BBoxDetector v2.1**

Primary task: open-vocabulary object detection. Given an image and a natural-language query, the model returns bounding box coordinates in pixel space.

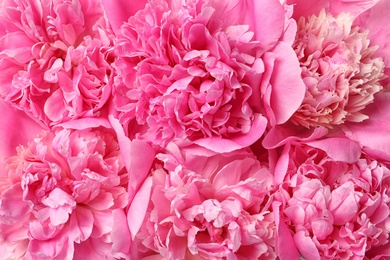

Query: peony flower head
[290,9,386,128]
[0,0,115,127]
[275,143,390,259]
[0,127,129,259]
[128,143,276,259]
[112,0,305,152]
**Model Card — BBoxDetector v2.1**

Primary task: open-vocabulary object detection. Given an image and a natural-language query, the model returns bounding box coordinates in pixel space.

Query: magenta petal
[193,114,267,153]
[286,0,329,19]
[266,42,306,125]
[101,0,147,32]
[0,100,42,162]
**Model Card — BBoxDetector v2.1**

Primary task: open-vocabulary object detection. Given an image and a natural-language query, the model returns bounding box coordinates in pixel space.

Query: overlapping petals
[128,143,276,259]
[112,0,305,152]
[0,128,129,259]
[0,0,115,126]
[290,10,385,128]
[274,143,390,259]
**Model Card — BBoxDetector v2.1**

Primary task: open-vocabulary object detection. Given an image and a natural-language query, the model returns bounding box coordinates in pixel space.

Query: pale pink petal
[263,42,306,125]
[305,138,362,163]
[273,201,300,260]
[193,114,267,153]
[294,231,321,260]
[330,0,381,16]
[128,176,153,239]
[343,92,390,160]
[354,0,390,87]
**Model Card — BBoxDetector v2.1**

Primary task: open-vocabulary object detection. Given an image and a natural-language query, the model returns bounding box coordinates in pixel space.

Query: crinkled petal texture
[0,128,129,259]
[128,144,276,260]
[275,143,390,260]
[112,0,305,152]
[290,9,385,128]
[0,0,115,127]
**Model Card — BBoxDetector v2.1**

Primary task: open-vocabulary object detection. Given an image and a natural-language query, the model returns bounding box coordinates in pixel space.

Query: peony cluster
[0,0,390,259]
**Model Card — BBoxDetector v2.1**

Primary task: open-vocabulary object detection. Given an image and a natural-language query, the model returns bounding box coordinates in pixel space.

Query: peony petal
[193,113,267,153]
[343,92,390,161]
[330,0,381,17]
[273,201,300,260]
[127,176,153,240]
[44,89,66,122]
[101,0,148,32]
[305,137,362,163]
[354,0,390,87]
[294,231,321,260]
[264,42,306,125]
[111,209,131,256]
[0,99,43,162]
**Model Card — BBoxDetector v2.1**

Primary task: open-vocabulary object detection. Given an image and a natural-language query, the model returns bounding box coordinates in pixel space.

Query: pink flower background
[0,0,390,259]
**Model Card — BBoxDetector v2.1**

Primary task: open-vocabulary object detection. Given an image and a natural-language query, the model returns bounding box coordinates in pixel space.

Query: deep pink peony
[112,0,306,152]
[274,143,390,259]
[290,9,386,128]
[0,0,115,127]
[127,142,276,259]
[0,128,129,259]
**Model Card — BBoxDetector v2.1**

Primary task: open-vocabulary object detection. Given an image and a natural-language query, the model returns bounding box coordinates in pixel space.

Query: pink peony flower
[112,0,305,152]
[290,9,386,128]
[0,0,115,127]
[275,143,390,259]
[0,128,129,259]
[128,143,276,259]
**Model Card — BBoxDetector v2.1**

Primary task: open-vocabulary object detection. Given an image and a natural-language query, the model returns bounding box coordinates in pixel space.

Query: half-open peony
[0,128,129,259]
[275,143,390,260]
[290,9,385,128]
[111,0,305,152]
[0,0,115,127]
[128,143,276,259]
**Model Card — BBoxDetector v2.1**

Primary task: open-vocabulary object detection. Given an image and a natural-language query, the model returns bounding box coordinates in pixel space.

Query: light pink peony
[128,143,276,259]
[290,9,386,128]
[0,0,115,127]
[0,128,129,259]
[275,143,390,260]
[112,0,305,152]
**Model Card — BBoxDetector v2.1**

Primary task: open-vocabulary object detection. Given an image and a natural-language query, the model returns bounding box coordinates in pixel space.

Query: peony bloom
[290,9,386,128]
[0,0,115,127]
[112,0,305,152]
[128,143,276,259]
[0,128,129,259]
[275,143,390,259]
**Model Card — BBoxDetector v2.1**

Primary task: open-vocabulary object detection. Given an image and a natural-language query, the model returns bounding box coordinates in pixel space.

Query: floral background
[0,0,389,259]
